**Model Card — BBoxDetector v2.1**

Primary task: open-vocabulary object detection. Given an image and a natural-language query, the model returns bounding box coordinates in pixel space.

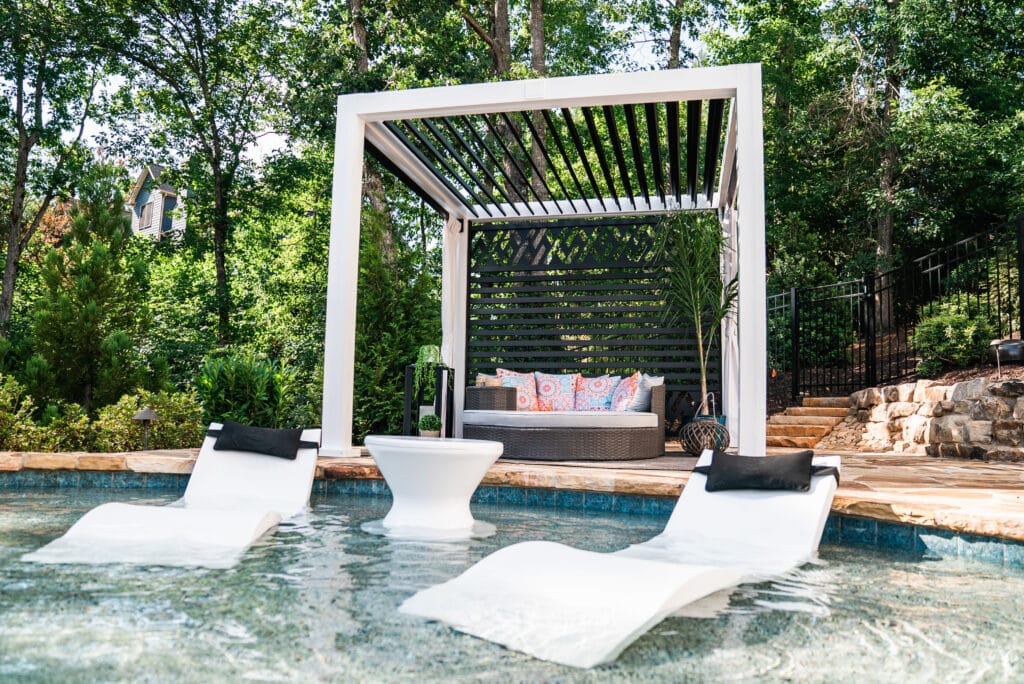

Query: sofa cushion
[535,372,579,411]
[497,368,539,411]
[475,373,502,387]
[463,410,658,429]
[573,375,620,411]
[628,374,665,412]
[609,372,641,411]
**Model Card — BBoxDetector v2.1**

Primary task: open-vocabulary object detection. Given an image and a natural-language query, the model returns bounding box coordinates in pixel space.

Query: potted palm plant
[658,212,739,455]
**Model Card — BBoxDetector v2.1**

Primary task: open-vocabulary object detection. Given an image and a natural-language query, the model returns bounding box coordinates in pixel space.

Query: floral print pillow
[573,374,621,411]
[534,372,579,411]
[497,368,539,411]
[609,372,641,412]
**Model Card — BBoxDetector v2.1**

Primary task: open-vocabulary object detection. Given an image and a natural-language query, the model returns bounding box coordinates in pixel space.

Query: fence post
[1017,216,1024,337]
[789,287,800,402]
[863,275,878,388]
[402,364,415,435]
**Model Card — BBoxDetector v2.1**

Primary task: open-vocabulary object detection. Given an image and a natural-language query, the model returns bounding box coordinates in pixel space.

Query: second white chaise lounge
[401,449,840,668]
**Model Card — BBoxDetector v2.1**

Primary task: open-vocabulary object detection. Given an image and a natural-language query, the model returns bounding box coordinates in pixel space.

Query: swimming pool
[2,488,1023,681]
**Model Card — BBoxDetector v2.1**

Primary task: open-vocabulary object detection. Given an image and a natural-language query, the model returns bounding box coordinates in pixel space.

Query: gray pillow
[627,374,664,412]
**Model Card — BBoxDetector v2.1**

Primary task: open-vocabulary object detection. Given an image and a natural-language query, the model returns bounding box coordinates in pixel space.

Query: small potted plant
[418,412,442,438]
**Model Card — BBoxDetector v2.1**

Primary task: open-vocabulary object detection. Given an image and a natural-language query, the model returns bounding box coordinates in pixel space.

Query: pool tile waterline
[4,447,1024,569]
[5,467,1022,570]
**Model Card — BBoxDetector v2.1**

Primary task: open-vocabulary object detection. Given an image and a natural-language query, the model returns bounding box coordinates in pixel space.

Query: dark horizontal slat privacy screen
[467,216,721,427]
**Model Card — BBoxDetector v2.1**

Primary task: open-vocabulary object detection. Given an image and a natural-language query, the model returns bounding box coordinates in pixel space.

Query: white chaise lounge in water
[401,450,840,668]
[23,422,320,569]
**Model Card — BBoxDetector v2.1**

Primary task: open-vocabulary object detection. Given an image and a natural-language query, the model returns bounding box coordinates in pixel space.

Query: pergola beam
[364,122,476,219]
[337,66,744,121]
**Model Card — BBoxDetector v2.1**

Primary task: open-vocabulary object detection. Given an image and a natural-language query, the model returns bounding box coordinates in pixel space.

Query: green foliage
[0,374,38,450]
[413,344,442,403]
[145,250,220,387]
[658,212,738,408]
[93,389,205,452]
[918,251,1020,337]
[0,0,107,336]
[417,413,441,432]
[197,353,297,428]
[912,312,993,376]
[352,205,440,443]
[35,403,94,452]
[30,163,149,414]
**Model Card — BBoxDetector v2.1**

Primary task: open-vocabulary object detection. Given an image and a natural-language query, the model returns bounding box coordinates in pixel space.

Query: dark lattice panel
[467,216,721,428]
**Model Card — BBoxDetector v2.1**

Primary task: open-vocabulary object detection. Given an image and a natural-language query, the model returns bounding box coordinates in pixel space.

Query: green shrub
[417,413,441,432]
[196,353,296,428]
[35,402,94,452]
[912,311,993,376]
[93,390,206,451]
[0,374,38,450]
[921,253,1020,336]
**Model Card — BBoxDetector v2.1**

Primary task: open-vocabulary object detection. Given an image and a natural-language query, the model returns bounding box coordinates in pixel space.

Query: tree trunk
[668,0,685,68]
[349,0,369,73]
[349,0,396,264]
[529,0,547,202]
[492,0,512,73]
[211,165,232,345]
[0,234,20,338]
[488,1,527,199]
[1,146,28,337]
[875,0,902,331]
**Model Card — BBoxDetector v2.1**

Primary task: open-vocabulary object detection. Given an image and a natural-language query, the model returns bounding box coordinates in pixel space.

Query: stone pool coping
[3,447,1024,544]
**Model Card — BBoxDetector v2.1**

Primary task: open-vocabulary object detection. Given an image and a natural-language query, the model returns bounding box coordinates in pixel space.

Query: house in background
[126,165,185,239]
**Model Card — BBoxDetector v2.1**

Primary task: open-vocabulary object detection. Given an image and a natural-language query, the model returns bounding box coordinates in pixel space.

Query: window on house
[140,201,154,231]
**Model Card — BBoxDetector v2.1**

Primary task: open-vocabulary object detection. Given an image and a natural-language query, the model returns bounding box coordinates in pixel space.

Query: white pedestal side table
[362,435,503,540]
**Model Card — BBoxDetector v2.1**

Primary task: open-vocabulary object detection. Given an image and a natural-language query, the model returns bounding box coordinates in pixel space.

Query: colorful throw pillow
[534,372,579,411]
[497,368,538,411]
[609,372,641,412]
[627,373,665,412]
[573,374,621,411]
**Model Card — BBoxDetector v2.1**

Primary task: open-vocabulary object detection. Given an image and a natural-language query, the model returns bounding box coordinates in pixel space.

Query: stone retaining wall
[849,379,1024,461]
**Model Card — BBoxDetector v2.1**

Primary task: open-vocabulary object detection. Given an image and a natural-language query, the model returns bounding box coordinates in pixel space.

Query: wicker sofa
[462,384,665,461]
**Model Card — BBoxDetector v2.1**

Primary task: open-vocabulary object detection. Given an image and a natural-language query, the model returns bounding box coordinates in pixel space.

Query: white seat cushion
[462,410,657,429]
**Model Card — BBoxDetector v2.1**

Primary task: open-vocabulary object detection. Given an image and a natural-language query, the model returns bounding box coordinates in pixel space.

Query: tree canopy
[0,0,1021,438]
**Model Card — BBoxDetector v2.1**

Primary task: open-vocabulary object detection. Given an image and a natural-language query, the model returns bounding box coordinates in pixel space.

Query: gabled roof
[126,164,177,207]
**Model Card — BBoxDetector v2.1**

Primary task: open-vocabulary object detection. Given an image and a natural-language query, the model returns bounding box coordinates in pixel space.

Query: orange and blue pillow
[535,372,579,411]
[573,374,620,411]
[609,372,641,412]
[497,368,538,411]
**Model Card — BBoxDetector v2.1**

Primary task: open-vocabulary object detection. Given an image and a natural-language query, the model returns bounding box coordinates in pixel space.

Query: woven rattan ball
[679,417,731,456]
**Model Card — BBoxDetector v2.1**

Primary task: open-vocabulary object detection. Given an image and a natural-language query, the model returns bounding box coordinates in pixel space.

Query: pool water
[2,489,1023,682]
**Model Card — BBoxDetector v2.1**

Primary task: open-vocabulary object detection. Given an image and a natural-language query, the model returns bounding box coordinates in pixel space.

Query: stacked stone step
[767,397,850,448]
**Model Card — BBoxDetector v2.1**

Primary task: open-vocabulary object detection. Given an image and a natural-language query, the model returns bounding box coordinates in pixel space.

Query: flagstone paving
[4,444,1024,542]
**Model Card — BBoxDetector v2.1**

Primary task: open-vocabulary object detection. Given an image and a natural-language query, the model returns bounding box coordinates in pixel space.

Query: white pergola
[321,63,767,457]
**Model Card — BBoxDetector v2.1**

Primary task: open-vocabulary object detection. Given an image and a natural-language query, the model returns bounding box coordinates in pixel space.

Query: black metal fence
[768,215,1024,408]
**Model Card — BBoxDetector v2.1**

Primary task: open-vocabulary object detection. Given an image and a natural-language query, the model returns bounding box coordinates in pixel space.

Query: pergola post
[733,64,768,453]
[452,219,469,437]
[321,108,367,457]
